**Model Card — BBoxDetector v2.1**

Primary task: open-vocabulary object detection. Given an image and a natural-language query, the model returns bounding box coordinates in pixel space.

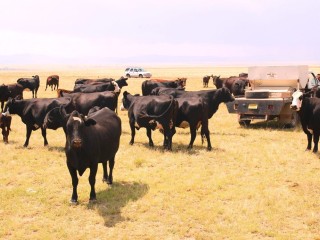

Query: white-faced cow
[290,90,320,152]
[61,107,121,203]
[121,91,178,150]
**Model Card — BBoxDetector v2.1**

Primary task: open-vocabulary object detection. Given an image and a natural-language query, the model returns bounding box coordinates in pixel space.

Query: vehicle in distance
[124,67,152,78]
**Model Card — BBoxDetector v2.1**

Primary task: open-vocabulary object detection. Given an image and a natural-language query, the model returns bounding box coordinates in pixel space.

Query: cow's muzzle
[290,105,297,111]
[72,139,82,148]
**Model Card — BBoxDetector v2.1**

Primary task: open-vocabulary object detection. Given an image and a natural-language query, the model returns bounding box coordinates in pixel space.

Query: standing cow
[4,97,71,147]
[121,91,178,150]
[203,75,213,88]
[61,107,121,203]
[46,75,59,91]
[0,113,11,143]
[290,90,320,152]
[17,75,40,98]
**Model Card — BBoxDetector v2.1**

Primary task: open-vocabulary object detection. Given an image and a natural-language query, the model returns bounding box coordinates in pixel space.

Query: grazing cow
[73,78,128,93]
[45,75,59,91]
[175,97,212,150]
[141,79,185,96]
[4,97,71,147]
[121,91,178,150]
[61,107,121,203]
[17,75,40,98]
[290,90,320,152]
[203,75,212,88]
[0,113,12,143]
[0,83,24,111]
[58,91,118,114]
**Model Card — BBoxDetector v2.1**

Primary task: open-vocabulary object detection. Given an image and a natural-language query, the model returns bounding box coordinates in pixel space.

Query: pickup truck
[226,65,315,127]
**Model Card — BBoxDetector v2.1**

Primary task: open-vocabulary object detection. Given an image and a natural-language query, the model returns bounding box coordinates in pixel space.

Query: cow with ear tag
[60,107,121,204]
[290,90,320,152]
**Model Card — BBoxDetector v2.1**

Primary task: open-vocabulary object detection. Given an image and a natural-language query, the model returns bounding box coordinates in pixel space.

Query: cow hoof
[102,177,107,182]
[70,199,78,205]
[207,147,212,151]
[89,198,97,203]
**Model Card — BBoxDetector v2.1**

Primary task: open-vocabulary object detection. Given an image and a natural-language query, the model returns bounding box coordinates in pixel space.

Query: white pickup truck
[226,65,316,127]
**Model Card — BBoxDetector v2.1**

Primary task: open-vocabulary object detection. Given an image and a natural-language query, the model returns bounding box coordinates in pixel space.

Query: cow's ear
[84,118,96,126]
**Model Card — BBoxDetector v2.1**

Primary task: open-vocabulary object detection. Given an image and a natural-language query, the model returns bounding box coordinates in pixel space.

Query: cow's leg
[201,125,212,151]
[107,157,115,185]
[129,121,135,145]
[146,128,154,147]
[23,126,32,147]
[45,84,47,91]
[102,162,108,183]
[67,164,79,203]
[313,132,319,153]
[1,127,6,143]
[1,101,3,112]
[88,164,98,201]
[163,126,172,150]
[188,125,197,149]
[41,127,48,146]
[303,127,313,150]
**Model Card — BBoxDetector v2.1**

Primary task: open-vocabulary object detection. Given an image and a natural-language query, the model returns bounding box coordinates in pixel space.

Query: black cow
[175,97,212,150]
[59,91,118,115]
[0,83,24,111]
[60,107,121,203]
[203,75,213,88]
[290,90,320,152]
[231,79,247,96]
[17,75,40,98]
[121,91,178,150]
[0,113,12,143]
[46,75,59,91]
[73,78,128,93]
[4,97,71,147]
[151,87,235,119]
[141,79,185,96]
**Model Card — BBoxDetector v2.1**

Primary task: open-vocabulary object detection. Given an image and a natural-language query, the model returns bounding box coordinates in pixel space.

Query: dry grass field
[0,65,320,239]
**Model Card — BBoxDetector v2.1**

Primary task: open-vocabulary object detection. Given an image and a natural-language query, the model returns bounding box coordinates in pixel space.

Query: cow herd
[0,72,317,203]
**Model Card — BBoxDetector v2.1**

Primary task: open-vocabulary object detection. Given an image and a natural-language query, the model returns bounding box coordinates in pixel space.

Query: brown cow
[0,113,12,143]
[203,75,213,88]
[46,75,59,91]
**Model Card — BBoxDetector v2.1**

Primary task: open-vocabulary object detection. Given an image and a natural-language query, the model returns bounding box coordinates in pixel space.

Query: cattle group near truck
[0,66,319,208]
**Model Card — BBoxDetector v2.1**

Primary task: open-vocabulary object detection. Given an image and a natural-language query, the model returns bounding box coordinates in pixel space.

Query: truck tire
[245,91,269,98]
[238,120,251,127]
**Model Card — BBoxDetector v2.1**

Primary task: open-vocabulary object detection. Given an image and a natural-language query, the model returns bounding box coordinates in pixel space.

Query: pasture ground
[0,65,319,239]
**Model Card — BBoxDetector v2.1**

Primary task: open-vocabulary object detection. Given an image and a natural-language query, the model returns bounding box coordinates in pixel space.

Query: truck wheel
[139,74,143,78]
[238,120,251,127]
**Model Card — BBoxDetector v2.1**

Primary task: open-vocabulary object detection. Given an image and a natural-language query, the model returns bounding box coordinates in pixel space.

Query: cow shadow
[241,121,300,131]
[87,181,149,227]
[47,146,65,152]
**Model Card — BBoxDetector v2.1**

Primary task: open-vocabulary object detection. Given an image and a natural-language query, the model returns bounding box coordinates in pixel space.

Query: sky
[0,0,319,66]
